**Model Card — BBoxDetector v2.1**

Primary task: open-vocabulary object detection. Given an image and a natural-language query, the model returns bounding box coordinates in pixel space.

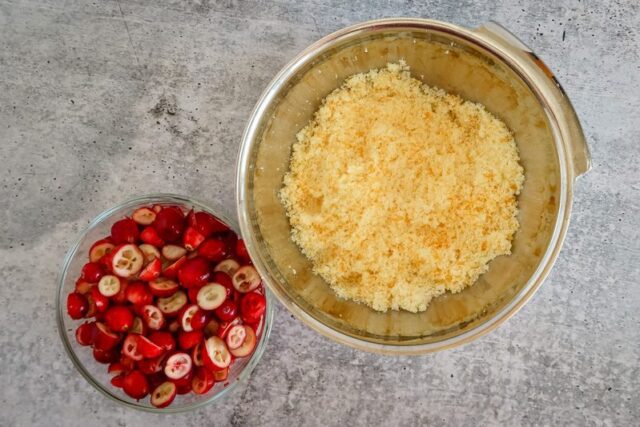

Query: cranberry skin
[178,330,203,350]
[153,207,185,242]
[75,322,96,346]
[236,239,250,262]
[190,211,228,237]
[177,257,211,288]
[240,292,266,324]
[67,292,89,319]
[126,281,153,306]
[104,306,134,332]
[197,239,228,262]
[149,331,176,352]
[93,346,118,364]
[213,272,234,298]
[123,370,149,400]
[81,262,105,283]
[111,218,140,244]
[214,300,238,322]
[90,286,110,313]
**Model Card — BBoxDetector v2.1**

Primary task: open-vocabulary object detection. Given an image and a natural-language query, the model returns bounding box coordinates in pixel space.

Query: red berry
[122,370,149,400]
[183,227,206,251]
[138,258,162,282]
[74,279,94,295]
[191,367,215,395]
[81,262,105,283]
[67,292,89,319]
[177,257,211,288]
[137,335,165,358]
[149,331,175,352]
[93,346,118,364]
[119,353,136,371]
[197,238,228,262]
[94,322,120,351]
[132,207,156,225]
[150,381,177,408]
[75,322,96,346]
[122,334,144,361]
[188,211,229,237]
[111,279,129,304]
[213,272,234,298]
[153,207,185,242]
[111,218,140,244]
[214,299,238,322]
[126,281,153,306]
[90,286,110,313]
[240,291,266,324]
[111,374,125,388]
[236,239,250,262]
[140,226,165,247]
[178,330,203,351]
[104,306,134,332]
[163,255,187,279]
[89,238,114,263]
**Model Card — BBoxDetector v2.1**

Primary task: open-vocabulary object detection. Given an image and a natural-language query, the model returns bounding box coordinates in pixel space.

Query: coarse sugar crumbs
[280,62,524,312]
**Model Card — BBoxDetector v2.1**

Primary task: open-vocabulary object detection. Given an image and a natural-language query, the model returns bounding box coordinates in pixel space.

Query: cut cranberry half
[178,330,203,351]
[162,244,187,261]
[203,318,220,338]
[111,244,144,278]
[164,352,192,380]
[191,367,215,395]
[132,207,156,225]
[140,226,164,247]
[153,206,185,242]
[148,278,179,297]
[150,381,177,408]
[177,257,211,288]
[213,367,228,382]
[111,218,140,245]
[189,211,229,237]
[180,304,201,332]
[138,257,161,281]
[142,305,165,330]
[214,299,238,322]
[105,306,134,332]
[122,334,144,361]
[122,370,149,400]
[97,275,121,297]
[89,238,114,263]
[94,322,120,351]
[130,316,146,335]
[197,238,228,262]
[138,354,165,375]
[196,283,226,311]
[232,266,261,293]
[157,291,187,316]
[225,324,247,350]
[216,317,241,339]
[229,325,256,358]
[192,341,204,367]
[149,331,175,351]
[137,335,165,358]
[75,322,96,346]
[203,336,231,371]
[163,255,187,279]
[183,227,205,251]
[74,279,94,295]
[93,346,117,364]
[67,292,89,319]
[139,244,161,263]
[214,259,240,277]
[125,281,153,306]
[90,286,110,313]
[240,291,266,324]
[81,262,106,283]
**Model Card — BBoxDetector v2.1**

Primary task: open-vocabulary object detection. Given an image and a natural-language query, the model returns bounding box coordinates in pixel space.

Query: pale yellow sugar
[280,62,524,312]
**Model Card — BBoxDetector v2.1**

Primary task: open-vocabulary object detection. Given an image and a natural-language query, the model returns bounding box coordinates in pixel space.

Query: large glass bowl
[236,19,590,354]
[56,194,274,412]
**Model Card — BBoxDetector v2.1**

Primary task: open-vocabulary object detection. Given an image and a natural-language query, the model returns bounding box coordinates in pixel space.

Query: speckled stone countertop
[1,1,638,426]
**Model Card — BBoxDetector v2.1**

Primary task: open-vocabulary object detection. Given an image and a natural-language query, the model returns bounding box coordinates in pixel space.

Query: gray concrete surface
[1,0,638,426]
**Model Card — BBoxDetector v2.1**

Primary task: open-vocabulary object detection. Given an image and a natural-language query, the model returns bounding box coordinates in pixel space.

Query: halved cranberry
[213,259,240,277]
[93,346,118,364]
[229,325,256,358]
[164,352,192,380]
[162,244,187,261]
[74,279,95,295]
[213,367,228,382]
[192,341,204,367]
[132,207,156,225]
[163,255,187,279]
[203,318,220,338]
[178,330,203,350]
[126,281,153,306]
[216,317,241,339]
[183,227,205,251]
[153,207,185,242]
[139,258,162,281]
[119,353,136,371]
[111,278,129,304]
[225,324,247,350]
[137,335,165,358]
[104,306,134,332]
[189,211,229,237]
[150,382,177,408]
[202,336,231,371]
[197,238,228,262]
[139,244,161,263]
[196,283,226,311]
[240,291,266,324]
[111,374,125,388]
[149,278,179,297]
[111,218,140,244]
[157,291,187,317]
[122,370,149,400]
[97,275,121,297]
[89,238,114,263]
[130,316,146,335]
[177,257,211,288]
[67,292,89,319]
[94,322,120,350]
[138,354,164,375]
[235,239,250,262]
[122,334,144,361]
[213,272,234,297]
[75,322,96,346]
[108,362,126,376]
[214,299,238,322]
[149,331,175,352]
[81,262,105,283]
[111,244,144,278]
[232,265,261,293]
[191,366,215,395]
[142,305,166,330]
[140,226,165,247]
[90,286,110,313]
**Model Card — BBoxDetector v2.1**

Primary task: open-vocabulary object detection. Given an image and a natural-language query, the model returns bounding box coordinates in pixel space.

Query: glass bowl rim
[56,193,275,413]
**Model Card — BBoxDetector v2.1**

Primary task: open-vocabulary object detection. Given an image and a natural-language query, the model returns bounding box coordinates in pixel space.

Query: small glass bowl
[56,194,274,413]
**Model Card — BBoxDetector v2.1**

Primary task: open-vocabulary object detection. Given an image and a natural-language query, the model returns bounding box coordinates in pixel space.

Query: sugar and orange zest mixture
[280,62,524,312]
